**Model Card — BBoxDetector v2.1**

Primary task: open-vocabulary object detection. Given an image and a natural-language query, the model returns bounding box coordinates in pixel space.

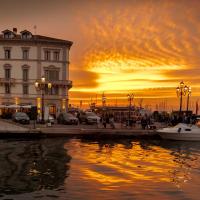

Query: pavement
[0,120,28,133]
[0,119,162,139]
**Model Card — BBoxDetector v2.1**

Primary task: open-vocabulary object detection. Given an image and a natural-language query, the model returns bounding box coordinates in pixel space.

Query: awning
[7,104,21,108]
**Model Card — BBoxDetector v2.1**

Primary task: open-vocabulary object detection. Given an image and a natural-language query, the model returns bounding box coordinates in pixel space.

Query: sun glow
[81,55,183,92]
[69,1,200,107]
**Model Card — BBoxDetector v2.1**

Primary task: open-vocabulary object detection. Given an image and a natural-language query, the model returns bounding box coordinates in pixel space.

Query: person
[141,116,147,129]
[102,114,107,128]
[109,113,115,129]
[76,112,80,123]
[106,113,110,125]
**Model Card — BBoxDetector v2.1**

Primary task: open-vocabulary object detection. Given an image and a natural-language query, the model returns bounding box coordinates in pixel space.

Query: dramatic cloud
[75,0,200,97]
[0,0,200,109]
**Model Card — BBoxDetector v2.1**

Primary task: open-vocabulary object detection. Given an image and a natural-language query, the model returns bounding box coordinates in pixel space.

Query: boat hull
[157,131,200,141]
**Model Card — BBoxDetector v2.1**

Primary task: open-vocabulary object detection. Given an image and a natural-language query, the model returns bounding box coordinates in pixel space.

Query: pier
[0,120,159,139]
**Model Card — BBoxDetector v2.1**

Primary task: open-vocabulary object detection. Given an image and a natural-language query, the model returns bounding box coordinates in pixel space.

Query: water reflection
[65,139,200,193]
[0,139,71,195]
[0,138,200,199]
[153,140,200,188]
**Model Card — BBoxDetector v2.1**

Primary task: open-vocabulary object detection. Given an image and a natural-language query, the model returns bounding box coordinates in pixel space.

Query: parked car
[79,112,100,124]
[57,113,78,125]
[12,112,30,124]
[36,114,55,124]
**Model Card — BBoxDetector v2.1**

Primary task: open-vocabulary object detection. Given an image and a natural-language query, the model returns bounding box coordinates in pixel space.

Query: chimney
[13,28,17,34]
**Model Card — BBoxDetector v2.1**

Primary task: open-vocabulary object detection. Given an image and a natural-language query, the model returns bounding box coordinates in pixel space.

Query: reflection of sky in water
[64,140,200,200]
[0,139,200,200]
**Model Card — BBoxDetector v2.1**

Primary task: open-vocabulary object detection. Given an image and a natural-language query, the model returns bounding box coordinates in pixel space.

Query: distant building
[0,28,73,116]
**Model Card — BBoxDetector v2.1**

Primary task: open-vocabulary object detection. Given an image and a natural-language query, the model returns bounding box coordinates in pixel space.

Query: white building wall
[0,35,72,115]
[0,45,37,60]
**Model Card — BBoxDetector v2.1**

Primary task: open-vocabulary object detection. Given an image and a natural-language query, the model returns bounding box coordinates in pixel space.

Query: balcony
[50,80,72,89]
[0,78,15,86]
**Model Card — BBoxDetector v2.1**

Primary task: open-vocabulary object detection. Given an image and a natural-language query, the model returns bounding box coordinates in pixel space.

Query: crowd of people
[72,109,199,130]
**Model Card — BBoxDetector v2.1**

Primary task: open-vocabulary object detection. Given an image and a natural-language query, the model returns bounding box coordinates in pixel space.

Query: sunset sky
[0,0,200,110]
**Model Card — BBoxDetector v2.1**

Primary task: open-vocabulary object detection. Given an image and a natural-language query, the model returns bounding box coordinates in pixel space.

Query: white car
[85,112,101,124]
[37,115,55,124]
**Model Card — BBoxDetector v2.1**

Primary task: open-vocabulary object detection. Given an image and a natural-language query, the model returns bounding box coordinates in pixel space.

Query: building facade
[0,28,73,116]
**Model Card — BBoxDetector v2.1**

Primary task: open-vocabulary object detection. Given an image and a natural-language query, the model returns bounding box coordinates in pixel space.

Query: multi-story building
[0,28,73,116]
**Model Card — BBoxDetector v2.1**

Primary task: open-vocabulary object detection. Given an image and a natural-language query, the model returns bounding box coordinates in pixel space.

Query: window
[22,33,28,39]
[44,51,51,60]
[22,49,29,59]
[21,32,32,39]
[45,70,59,81]
[53,51,59,61]
[45,85,59,95]
[5,83,10,94]
[23,84,29,95]
[5,49,11,59]
[4,33,10,39]
[22,68,28,81]
[51,86,59,95]
[5,68,11,79]
[4,32,13,39]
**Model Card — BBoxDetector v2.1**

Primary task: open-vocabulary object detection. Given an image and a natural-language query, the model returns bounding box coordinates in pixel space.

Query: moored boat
[157,123,200,141]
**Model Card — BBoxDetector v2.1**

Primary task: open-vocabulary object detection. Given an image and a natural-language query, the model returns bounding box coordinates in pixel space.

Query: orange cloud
[60,0,200,110]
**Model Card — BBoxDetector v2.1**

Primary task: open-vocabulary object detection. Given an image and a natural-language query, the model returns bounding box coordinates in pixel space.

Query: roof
[2,29,12,33]
[0,31,73,47]
[20,30,32,34]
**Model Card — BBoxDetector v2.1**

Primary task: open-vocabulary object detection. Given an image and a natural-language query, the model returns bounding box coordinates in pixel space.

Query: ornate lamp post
[186,86,191,113]
[127,93,134,126]
[35,76,52,123]
[176,81,187,114]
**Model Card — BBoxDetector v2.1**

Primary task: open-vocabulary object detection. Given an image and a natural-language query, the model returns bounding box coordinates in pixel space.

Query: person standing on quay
[109,113,115,129]
[102,114,107,128]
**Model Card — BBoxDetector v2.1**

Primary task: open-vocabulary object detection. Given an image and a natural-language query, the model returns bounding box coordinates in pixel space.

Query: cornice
[0,38,72,48]
[0,58,68,64]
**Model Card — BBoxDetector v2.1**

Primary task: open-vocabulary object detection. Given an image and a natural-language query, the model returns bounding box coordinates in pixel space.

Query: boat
[156,123,200,141]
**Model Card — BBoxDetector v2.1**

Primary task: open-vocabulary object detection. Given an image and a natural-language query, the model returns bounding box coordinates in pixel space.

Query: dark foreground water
[0,138,200,200]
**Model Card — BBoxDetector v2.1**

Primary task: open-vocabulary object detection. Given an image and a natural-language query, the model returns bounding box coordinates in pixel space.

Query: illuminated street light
[176,81,187,114]
[186,86,192,113]
[35,76,52,123]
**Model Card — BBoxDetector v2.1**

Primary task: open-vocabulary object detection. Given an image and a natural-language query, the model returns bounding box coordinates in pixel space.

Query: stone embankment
[0,120,161,139]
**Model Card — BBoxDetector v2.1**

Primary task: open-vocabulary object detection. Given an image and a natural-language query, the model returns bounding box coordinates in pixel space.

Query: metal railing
[0,78,15,85]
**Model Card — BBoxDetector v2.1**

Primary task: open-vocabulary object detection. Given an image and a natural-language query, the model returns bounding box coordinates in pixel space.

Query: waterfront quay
[0,119,159,139]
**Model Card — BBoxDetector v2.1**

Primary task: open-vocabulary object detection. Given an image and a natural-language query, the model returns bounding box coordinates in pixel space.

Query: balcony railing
[0,78,15,86]
[50,80,72,88]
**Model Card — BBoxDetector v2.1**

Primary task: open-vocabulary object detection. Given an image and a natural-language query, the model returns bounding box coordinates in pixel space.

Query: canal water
[0,138,200,200]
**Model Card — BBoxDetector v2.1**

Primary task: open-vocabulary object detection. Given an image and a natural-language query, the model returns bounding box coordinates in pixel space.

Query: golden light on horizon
[66,0,200,109]
[85,55,185,92]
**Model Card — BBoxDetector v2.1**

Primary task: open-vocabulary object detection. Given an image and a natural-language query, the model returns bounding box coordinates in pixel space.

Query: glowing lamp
[41,76,45,83]
[48,82,52,89]
[35,81,39,88]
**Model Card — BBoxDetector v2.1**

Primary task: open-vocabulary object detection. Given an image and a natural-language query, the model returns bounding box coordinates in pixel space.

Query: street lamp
[127,93,134,126]
[35,76,52,123]
[186,86,191,113]
[176,81,187,114]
